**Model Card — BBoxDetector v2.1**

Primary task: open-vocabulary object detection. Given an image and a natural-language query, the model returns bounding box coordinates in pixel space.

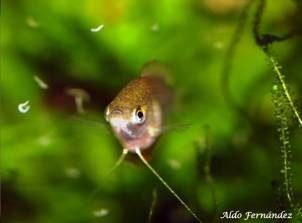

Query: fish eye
[137,110,144,119]
[134,106,145,124]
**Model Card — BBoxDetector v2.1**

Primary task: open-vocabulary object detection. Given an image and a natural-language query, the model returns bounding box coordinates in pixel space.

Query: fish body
[105,62,172,152]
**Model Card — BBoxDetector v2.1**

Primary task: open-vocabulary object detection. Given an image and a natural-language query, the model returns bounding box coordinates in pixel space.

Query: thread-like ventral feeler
[105,148,129,177]
[147,188,157,223]
[87,148,129,203]
[135,148,203,223]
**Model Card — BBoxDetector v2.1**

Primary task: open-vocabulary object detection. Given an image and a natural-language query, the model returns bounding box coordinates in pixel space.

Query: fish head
[105,95,162,152]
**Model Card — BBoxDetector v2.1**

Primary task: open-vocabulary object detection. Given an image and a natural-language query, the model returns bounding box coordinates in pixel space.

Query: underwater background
[2,0,302,222]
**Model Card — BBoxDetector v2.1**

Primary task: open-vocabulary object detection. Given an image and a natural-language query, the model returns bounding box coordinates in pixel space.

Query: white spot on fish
[33,75,49,89]
[18,101,30,113]
[90,24,104,32]
[64,167,81,179]
[93,208,109,217]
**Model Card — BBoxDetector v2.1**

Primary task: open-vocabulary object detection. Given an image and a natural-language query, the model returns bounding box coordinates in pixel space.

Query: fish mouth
[109,118,156,151]
[109,118,138,139]
[120,128,137,140]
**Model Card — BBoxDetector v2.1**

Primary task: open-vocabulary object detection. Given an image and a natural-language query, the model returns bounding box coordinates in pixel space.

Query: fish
[104,61,172,153]
[104,61,202,222]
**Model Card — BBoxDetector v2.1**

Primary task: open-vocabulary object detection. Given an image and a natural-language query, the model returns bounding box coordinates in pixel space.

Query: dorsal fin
[140,60,173,85]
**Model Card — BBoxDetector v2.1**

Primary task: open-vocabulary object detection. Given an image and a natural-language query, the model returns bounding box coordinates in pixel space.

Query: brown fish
[104,62,202,222]
[105,62,172,153]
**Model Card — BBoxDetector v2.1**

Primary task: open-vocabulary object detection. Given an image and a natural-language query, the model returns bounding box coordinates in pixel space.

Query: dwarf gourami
[105,61,202,222]
[105,61,173,152]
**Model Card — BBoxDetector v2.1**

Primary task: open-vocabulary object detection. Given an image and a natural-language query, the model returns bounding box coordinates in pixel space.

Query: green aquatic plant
[253,0,302,127]
[272,82,302,220]
[195,126,218,222]
[269,56,302,128]
[221,0,254,111]
[253,0,302,218]
[272,83,295,209]
[202,127,217,215]
[253,0,302,126]
[147,188,157,223]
